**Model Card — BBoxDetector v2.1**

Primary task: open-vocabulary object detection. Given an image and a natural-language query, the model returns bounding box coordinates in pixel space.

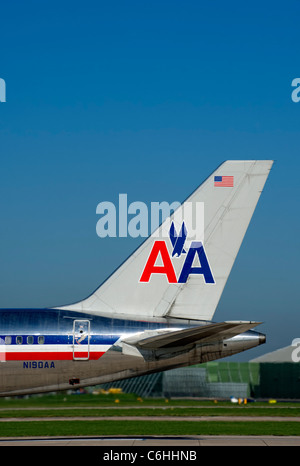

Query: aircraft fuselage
[0,309,264,396]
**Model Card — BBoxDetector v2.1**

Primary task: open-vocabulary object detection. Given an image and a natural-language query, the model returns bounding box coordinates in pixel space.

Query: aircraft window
[38,336,44,345]
[27,336,34,345]
[16,336,23,345]
[5,336,11,345]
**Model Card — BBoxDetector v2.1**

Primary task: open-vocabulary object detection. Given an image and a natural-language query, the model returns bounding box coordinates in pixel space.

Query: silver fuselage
[0,308,265,396]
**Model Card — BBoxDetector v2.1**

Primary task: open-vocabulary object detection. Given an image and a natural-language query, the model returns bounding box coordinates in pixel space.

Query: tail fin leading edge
[58,160,273,321]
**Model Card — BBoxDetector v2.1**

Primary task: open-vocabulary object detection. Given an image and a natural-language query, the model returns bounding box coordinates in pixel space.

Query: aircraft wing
[120,321,261,359]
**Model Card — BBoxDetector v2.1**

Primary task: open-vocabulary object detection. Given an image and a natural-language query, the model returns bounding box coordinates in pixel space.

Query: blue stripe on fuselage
[0,309,182,339]
[0,334,120,345]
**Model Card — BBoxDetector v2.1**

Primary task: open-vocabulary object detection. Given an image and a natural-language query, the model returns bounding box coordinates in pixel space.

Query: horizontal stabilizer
[120,321,261,359]
[136,321,261,349]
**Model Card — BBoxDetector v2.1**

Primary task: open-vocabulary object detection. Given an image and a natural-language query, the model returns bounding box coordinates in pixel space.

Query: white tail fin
[57,160,273,321]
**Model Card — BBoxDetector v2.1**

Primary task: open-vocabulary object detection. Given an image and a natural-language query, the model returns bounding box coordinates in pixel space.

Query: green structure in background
[100,362,300,400]
[162,363,259,399]
[258,363,300,399]
[202,362,260,396]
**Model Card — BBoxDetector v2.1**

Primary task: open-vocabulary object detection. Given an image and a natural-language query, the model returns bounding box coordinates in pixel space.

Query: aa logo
[140,222,215,284]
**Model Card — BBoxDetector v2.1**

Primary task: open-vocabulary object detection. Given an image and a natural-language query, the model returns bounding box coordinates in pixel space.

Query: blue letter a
[178,241,215,284]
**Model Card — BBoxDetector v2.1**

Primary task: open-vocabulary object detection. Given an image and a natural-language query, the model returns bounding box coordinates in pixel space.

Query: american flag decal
[214,176,234,187]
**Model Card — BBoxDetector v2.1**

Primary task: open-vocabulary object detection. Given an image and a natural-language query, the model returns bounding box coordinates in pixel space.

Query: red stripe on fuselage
[0,351,105,361]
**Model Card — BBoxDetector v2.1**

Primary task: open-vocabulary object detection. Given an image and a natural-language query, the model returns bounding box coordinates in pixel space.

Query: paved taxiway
[0,415,299,422]
[1,435,300,446]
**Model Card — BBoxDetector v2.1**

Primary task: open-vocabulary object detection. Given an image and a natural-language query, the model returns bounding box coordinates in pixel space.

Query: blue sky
[0,0,299,360]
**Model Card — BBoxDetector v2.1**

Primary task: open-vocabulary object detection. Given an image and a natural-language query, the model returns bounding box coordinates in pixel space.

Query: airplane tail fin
[57,160,273,322]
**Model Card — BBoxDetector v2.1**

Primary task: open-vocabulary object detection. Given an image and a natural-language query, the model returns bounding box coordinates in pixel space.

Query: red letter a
[140,241,177,283]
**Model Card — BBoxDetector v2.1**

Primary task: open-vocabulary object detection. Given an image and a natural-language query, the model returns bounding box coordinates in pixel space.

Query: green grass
[0,392,294,407]
[0,406,300,418]
[0,393,299,408]
[0,393,139,408]
[0,420,300,437]
[0,394,300,437]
